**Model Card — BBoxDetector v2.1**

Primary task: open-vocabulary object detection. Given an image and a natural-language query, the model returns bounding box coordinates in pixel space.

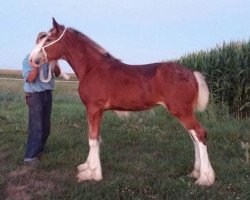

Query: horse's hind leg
[170,109,215,186]
[77,106,103,182]
[189,128,215,186]
[188,133,200,179]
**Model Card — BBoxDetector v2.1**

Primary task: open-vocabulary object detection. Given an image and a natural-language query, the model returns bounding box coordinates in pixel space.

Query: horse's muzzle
[34,58,40,65]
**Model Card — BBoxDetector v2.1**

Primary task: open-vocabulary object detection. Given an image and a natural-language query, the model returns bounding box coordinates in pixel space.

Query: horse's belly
[108,91,158,111]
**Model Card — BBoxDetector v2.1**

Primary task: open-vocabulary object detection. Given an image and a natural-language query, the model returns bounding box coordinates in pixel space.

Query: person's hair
[36,32,48,44]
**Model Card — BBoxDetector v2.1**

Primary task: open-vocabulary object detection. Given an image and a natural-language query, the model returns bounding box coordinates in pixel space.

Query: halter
[41,28,67,62]
[37,28,70,82]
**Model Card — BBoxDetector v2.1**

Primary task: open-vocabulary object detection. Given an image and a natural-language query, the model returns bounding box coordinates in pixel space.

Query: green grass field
[0,79,249,200]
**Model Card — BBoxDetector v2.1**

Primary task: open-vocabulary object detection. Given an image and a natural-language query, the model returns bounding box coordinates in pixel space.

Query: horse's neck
[65,41,104,80]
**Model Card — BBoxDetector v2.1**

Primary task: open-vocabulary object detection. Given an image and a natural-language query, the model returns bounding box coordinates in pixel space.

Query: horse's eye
[46,38,52,43]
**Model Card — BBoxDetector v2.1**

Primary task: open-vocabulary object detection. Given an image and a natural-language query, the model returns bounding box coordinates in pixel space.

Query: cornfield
[177,40,250,118]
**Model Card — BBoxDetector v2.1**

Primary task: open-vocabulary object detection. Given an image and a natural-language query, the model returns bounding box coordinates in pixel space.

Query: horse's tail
[193,71,209,112]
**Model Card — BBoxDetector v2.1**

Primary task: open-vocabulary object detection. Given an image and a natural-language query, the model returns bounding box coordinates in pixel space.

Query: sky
[0,0,249,73]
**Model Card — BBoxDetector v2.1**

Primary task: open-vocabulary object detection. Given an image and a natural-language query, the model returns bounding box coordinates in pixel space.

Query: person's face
[36,38,43,45]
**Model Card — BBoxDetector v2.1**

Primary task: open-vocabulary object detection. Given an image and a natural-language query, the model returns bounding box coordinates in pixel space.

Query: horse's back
[108,62,197,110]
[80,61,198,111]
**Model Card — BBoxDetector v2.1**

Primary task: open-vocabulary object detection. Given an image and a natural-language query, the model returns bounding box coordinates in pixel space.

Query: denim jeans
[24,90,52,160]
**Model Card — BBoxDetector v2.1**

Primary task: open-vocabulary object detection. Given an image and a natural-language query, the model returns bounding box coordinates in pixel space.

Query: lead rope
[39,61,70,82]
[39,28,70,82]
[39,62,53,83]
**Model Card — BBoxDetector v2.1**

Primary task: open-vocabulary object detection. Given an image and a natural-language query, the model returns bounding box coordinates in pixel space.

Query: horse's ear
[52,17,59,29]
[52,17,61,35]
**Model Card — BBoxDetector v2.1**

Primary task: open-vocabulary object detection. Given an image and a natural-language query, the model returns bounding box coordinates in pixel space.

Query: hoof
[77,169,102,182]
[195,174,215,186]
[76,163,102,182]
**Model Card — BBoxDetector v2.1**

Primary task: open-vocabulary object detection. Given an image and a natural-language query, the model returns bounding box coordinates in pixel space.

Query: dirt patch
[4,166,73,200]
[0,150,73,200]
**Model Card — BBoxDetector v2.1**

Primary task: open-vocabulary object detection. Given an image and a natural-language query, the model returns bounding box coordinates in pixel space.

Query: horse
[29,18,215,186]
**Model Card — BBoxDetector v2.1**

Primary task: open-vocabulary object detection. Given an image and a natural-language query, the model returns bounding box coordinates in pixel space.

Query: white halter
[37,28,70,82]
[42,28,67,63]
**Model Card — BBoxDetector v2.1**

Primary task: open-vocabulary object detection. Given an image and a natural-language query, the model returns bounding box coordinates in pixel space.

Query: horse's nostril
[34,58,40,65]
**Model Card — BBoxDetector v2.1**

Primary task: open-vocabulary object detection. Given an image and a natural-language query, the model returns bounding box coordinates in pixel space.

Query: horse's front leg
[77,106,103,182]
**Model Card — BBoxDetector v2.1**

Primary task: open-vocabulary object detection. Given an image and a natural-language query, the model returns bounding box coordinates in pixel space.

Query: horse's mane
[68,27,117,61]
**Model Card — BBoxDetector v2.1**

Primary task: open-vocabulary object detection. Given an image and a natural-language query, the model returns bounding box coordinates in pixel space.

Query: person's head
[36,32,49,44]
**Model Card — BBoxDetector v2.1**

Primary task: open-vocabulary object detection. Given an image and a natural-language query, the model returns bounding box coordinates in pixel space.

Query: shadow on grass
[0,150,74,200]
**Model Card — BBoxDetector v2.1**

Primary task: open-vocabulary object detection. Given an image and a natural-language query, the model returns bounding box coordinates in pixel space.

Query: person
[22,32,61,163]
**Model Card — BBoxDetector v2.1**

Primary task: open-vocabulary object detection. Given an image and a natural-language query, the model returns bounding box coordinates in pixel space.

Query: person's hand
[29,58,40,68]
[25,93,31,105]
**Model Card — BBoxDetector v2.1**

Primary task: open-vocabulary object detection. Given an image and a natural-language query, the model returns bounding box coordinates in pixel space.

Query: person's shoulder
[23,54,30,62]
[22,54,31,70]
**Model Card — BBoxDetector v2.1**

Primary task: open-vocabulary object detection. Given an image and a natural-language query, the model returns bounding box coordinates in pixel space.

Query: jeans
[24,90,52,160]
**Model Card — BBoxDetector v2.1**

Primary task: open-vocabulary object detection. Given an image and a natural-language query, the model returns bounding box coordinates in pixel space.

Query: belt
[25,90,52,95]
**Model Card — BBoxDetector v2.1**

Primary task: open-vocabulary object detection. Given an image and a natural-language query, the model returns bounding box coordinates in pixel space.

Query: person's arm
[23,54,39,83]
[53,64,61,77]
[26,67,39,83]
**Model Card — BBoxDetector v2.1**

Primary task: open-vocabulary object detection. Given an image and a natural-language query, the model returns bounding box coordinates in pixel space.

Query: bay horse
[29,18,215,186]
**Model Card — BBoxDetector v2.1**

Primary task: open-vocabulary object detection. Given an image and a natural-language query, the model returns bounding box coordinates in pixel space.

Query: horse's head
[29,18,67,66]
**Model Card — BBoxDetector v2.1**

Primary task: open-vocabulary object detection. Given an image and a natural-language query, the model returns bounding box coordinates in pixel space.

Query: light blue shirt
[22,54,55,93]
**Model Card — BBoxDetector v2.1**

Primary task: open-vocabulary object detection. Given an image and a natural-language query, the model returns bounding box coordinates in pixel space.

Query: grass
[0,79,250,199]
